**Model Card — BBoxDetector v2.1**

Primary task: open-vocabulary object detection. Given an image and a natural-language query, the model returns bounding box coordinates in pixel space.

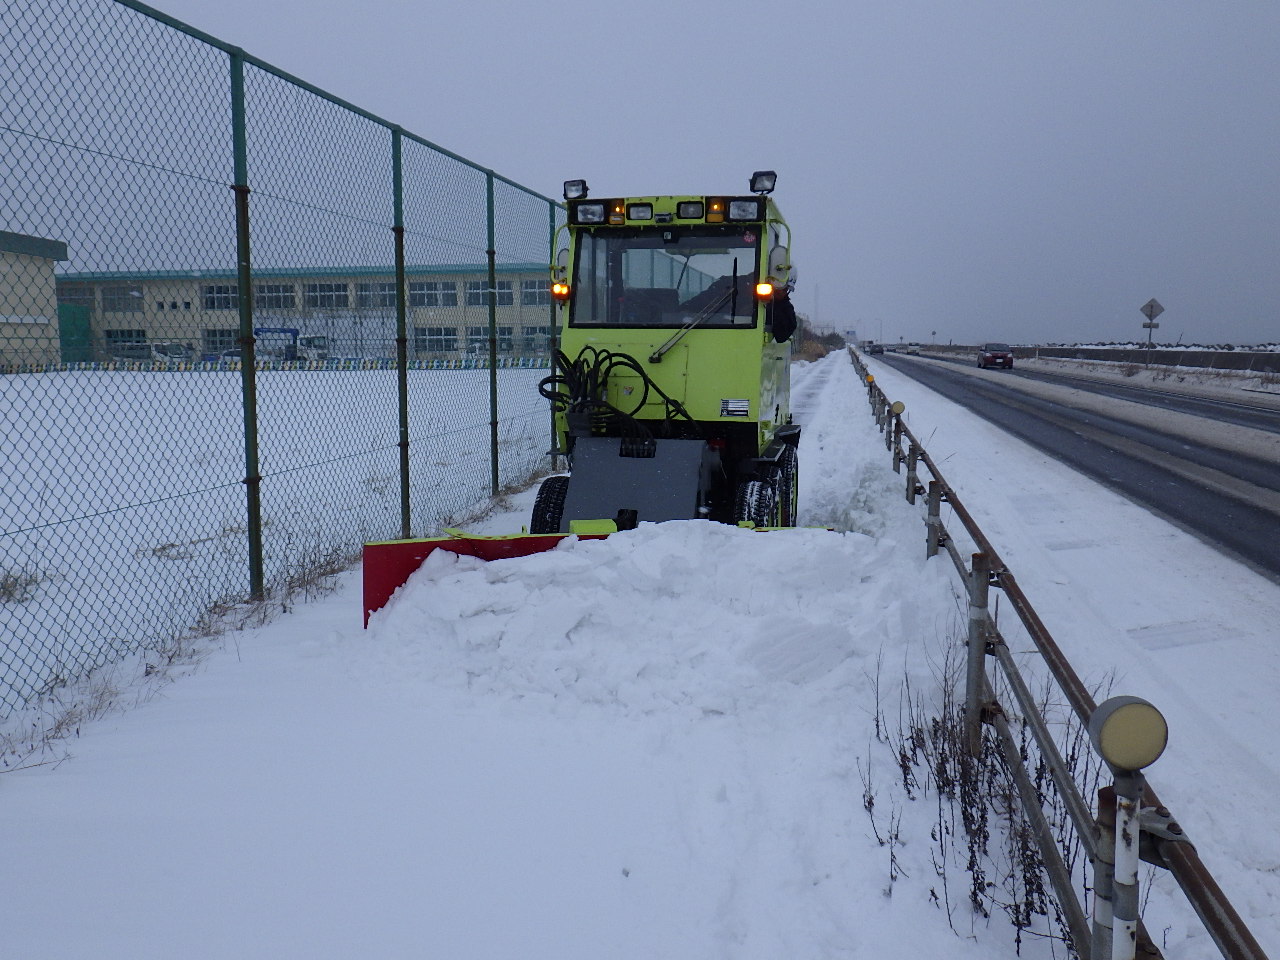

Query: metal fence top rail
[108,0,564,210]
[59,263,551,282]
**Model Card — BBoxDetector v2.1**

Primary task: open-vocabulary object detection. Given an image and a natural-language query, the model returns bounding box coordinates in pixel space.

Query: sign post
[1140,299,1163,350]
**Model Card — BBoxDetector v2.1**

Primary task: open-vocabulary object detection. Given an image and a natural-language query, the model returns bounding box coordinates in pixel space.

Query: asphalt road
[929,352,1280,435]
[877,353,1280,580]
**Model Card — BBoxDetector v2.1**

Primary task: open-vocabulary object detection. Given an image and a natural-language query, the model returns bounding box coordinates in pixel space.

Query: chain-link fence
[1,0,564,717]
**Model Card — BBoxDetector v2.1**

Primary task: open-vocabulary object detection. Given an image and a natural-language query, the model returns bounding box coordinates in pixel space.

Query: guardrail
[850,348,1268,960]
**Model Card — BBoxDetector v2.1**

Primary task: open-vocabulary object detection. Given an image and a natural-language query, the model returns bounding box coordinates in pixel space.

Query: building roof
[0,230,69,262]
[57,262,547,283]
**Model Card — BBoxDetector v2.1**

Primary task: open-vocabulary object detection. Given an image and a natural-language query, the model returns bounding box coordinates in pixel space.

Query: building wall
[0,247,63,366]
[55,268,556,360]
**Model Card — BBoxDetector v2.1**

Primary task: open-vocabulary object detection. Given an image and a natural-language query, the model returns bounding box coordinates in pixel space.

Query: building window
[523,325,551,353]
[414,326,457,353]
[255,284,296,310]
[56,283,95,309]
[105,328,148,359]
[408,281,458,308]
[497,326,513,352]
[465,326,488,352]
[203,328,237,355]
[521,279,550,306]
[465,280,513,307]
[102,285,144,313]
[105,328,146,345]
[356,282,398,309]
[304,282,349,309]
[202,284,239,310]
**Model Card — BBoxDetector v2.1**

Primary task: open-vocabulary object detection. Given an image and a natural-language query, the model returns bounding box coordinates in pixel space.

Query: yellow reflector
[755,282,774,298]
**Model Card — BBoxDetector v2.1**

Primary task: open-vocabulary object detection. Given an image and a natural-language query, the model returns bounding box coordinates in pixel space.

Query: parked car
[977,342,1014,369]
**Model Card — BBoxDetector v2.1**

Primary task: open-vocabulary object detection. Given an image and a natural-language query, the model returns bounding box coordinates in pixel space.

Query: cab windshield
[570,225,761,327]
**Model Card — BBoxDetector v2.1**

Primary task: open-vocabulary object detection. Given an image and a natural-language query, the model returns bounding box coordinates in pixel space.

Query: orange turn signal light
[706,198,725,223]
[754,282,774,299]
[551,281,571,301]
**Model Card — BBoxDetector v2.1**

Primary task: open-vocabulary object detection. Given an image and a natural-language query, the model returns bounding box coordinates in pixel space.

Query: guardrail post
[1111,771,1146,960]
[926,480,943,558]
[1093,787,1118,960]
[1089,697,1170,960]
[891,420,904,470]
[885,411,897,452]
[906,442,920,504]
[965,552,991,758]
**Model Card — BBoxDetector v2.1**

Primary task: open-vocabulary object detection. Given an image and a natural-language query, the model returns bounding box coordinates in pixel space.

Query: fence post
[230,50,264,600]
[926,480,943,558]
[485,170,500,496]
[965,551,991,757]
[548,201,560,472]
[891,417,903,463]
[392,128,411,539]
[906,442,920,504]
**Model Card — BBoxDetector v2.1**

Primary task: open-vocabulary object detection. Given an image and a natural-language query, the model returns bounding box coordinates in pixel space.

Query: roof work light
[563,180,589,200]
[750,170,777,194]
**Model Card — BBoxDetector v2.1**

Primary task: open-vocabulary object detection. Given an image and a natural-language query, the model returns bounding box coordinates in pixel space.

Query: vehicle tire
[776,446,799,527]
[732,478,778,527]
[530,475,570,534]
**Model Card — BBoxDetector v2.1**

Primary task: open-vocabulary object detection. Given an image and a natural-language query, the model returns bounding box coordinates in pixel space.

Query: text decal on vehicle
[720,399,750,417]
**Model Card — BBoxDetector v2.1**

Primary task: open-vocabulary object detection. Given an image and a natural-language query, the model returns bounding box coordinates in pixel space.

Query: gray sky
[152,0,1280,346]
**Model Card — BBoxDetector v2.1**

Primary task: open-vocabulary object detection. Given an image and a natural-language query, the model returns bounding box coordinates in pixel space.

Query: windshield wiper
[648,288,733,363]
[650,257,739,364]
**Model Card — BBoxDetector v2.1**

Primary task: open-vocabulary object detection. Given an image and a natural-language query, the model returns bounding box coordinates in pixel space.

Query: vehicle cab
[535,172,799,530]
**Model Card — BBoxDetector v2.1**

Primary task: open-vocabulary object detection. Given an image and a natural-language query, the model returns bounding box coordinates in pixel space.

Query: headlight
[627,203,653,220]
[728,198,762,221]
[677,201,704,219]
[573,202,606,224]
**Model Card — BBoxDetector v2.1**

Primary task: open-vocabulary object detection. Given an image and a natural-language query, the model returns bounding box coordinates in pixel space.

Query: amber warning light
[551,281,571,301]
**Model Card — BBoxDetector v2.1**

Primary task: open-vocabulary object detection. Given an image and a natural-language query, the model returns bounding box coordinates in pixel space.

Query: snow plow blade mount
[362,531,610,627]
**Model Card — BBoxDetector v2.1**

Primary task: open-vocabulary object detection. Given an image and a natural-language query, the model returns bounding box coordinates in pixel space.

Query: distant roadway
[873,351,1280,580]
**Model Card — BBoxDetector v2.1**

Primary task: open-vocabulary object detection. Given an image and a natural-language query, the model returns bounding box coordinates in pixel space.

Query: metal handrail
[851,349,1269,960]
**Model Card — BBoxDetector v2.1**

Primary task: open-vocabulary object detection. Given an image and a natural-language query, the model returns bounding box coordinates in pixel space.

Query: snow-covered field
[4,351,1277,958]
[0,367,547,711]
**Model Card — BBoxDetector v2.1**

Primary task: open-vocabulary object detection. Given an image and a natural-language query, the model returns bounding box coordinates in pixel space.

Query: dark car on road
[977,342,1014,369]
[867,342,885,355]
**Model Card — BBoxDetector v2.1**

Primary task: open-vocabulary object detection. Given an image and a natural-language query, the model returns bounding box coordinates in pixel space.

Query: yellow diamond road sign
[1141,298,1164,321]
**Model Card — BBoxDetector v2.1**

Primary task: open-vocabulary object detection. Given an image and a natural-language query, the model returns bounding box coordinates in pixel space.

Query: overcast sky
[149,0,1280,347]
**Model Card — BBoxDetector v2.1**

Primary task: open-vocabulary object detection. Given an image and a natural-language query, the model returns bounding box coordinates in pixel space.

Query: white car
[906,342,921,355]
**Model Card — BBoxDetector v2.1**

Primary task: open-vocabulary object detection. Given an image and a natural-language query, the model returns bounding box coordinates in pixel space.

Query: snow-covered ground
[4,351,1278,959]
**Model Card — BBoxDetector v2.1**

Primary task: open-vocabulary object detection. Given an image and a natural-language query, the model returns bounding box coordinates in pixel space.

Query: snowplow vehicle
[362,171,798,624]
[532,171,799,534]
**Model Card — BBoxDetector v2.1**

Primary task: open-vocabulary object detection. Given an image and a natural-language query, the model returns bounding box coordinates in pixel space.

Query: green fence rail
[1,0,564,717]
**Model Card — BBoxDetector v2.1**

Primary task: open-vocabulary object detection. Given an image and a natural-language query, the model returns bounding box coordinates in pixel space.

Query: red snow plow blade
[362,531,609,627]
